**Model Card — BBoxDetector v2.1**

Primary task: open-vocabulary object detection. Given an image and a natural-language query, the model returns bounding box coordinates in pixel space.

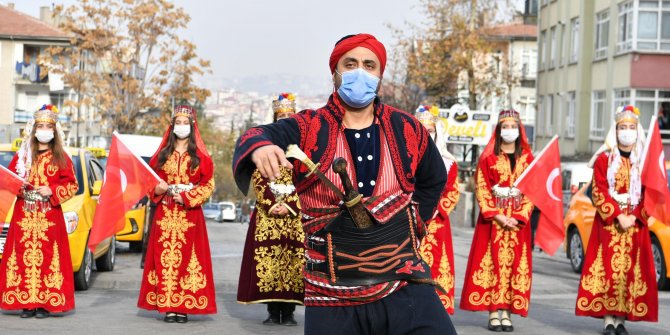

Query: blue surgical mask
[336,68,380,108]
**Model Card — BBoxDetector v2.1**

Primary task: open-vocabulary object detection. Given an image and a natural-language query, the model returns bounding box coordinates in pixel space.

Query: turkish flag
[88,132,161,250]
[641,119,670,226]
[515,135,564,256]
[0,164,23,220]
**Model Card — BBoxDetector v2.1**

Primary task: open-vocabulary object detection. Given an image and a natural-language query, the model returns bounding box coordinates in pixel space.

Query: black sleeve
[232,116,301,194]
[412,133,447,222]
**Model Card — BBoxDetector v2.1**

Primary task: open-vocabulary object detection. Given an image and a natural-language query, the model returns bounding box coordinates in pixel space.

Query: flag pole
[639,116,657,175]
[513,135,559,188]
[112,131,162,182]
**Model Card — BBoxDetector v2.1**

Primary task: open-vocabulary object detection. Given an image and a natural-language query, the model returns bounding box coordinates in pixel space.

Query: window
[570,18,580,63]
[613,89,631,113]
[618,1,634,52]
[566,91,576,138]
[595,10,610,60]
[634,89,670,130]
[517,96,536,126]
[537,96,544,135]
[540,30,547,70]
[591,91,607,139]
[550,26,557,68]
[637,0,670,50]
[545,94,554,134]
[521,48,537,79]
[560,23,568,66]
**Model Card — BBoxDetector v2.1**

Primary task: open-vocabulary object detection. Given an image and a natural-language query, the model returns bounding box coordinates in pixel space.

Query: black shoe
[615,324,628,335]
[603,324,616,335]
[501,318,514,332]
[488,318,502,332]
[35,308,49,319]
[281,313,297,326]
[262,314,280,325]
[175,314,188,323]
[20,309,35,318]
[164,312,177,323]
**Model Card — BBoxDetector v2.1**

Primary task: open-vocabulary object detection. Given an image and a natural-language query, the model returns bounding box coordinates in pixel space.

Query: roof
[0,5,69,41]
[486,23,537,40]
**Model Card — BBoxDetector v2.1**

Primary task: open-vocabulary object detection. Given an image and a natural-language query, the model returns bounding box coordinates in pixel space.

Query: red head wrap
[329,33,387,76]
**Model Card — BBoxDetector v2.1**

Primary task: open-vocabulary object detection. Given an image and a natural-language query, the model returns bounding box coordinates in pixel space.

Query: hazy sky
[10,0,525,93]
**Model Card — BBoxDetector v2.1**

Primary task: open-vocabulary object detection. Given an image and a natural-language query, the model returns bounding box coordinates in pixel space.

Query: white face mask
[618,129,637,146]
[35,129,54,144]
[500,128,519,143]
[173,124,191,139]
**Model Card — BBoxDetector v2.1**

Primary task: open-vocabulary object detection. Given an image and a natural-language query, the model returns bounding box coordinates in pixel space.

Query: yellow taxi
[0,143,115,291]
[87,145,151,252]
[564,168,670,290]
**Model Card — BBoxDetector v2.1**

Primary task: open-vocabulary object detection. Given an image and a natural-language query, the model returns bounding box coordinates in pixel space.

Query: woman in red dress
[0,105,78,319]
[416,106,460,315]
[460,109,534,332]
[137,105,217,323]
[576,105,658,335]
[237,93,305,326]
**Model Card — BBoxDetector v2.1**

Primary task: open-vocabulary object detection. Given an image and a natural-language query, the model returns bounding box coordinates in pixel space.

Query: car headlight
[63,211,79,234]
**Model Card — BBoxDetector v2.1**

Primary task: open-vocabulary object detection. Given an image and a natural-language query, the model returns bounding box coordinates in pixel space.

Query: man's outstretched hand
[251,145,293,180]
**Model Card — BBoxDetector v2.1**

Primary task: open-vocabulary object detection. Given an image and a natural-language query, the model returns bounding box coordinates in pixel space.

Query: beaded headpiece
[34,104,59,124]
[272,93,296,114]
[615,105,640,124]
[172,105,196,120]
[498,109,520,123]
[416,105,438,127]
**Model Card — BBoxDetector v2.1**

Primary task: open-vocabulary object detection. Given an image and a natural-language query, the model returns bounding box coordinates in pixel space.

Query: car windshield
[221,203,233,210]
[72,155,84,195]
[203,203,219,210]
[0,150,13,168]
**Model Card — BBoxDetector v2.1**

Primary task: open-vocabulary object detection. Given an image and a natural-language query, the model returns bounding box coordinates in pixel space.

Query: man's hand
[251,145,293,180]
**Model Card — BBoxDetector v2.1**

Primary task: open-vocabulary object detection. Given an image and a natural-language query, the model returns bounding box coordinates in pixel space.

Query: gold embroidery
[615,158,631,191]
[180,246,207,293]
[54,179,78,204]
[593,178,616,221]
[580,245,610,295]
[253,245,305,293]
[472,242,497,289]
[2,211,65,307]
[252,169,304,242]
[492,157,510,184]
[162,152,195,185]
[512,243,531,293]
[148,270,157,286]
[145,206,208,309]
[476,168,497,214]
[436,242,454,310]
[184,178,215,207]
[5,249,21,288]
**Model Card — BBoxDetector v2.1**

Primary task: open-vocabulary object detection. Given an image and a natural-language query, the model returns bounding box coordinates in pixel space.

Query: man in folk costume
[233,34,456,334]
[416,106,460,315]
[0,105,78,318]
[137,105,217,323]
[576,105,658,335]
[460,109,534,332]
[237,93,305,326]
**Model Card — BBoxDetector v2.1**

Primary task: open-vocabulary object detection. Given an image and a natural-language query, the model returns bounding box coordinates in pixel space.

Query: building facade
[537,0,670,158]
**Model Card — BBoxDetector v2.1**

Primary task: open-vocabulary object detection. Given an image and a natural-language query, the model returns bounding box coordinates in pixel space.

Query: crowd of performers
[0,33,660,335]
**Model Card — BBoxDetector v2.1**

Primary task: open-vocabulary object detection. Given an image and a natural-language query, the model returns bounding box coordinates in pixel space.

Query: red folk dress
[575,152,658,322]
[137,151,217,314]
[460,151,535,316]
[237,167,305,304]
[0,151,78,313]
[419,160,459,314]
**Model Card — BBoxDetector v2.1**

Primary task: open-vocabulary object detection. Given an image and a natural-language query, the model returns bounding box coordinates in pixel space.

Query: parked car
[110,134,162,252]
[203,202,224,222]
[0,144,116,291]
[220,201,236,222]
[560,162,593,214]
[563,169,670,290]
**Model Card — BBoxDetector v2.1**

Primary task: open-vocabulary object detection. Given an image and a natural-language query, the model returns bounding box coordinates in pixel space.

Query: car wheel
[651,236,669,290]
[96,236,116,272]
[74,246,93,291]
[567,227,584,273]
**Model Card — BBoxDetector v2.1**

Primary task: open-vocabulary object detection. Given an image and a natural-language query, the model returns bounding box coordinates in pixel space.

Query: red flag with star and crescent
[641,118,670,226]
[514,135,564,256]
[0,163,23,220]
[88,132,161,250]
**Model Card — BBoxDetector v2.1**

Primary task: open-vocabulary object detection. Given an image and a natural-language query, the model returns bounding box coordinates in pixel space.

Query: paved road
[0,221,667,334]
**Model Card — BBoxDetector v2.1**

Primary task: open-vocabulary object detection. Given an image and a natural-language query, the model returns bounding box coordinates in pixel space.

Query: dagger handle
[332,157,373,228]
